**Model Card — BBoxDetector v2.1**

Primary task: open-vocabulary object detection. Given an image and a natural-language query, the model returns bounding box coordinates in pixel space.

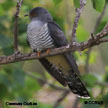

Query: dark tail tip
[68,84,90,99]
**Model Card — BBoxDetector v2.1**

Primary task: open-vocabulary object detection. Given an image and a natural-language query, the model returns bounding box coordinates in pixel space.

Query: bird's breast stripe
[27,22,54,51]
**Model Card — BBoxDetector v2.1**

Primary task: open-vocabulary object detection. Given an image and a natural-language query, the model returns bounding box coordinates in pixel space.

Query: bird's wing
[39,22,68,86]
[39,58,67,86]
[45,21,90,98]
[48,22,80,74]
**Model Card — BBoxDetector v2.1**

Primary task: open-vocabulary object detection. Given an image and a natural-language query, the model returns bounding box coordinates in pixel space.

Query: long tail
[66,69,90,99]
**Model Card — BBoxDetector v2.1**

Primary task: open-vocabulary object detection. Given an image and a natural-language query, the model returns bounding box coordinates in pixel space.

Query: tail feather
[40,57,90,98]
[66,69,90,99]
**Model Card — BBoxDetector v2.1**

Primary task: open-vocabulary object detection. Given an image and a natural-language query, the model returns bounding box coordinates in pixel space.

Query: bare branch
[53,90,70,108]
[85,4,107,73]
[93,4,107,33]
[85,48,92,73]
[72,97,79,108]
[26,72,68,91]
[0,23,107,65]
[71,0,86,42]
[13,0,23,52]
[96,81,108,87]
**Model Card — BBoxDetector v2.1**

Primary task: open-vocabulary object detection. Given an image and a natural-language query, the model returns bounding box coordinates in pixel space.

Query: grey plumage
[27,20,54,51]
[26,7,90,98]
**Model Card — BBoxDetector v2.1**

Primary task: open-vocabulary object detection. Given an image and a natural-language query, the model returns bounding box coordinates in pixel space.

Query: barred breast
[27,20,55,51]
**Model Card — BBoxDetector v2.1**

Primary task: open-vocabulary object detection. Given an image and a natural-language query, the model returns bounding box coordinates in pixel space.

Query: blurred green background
[0,0,108,108]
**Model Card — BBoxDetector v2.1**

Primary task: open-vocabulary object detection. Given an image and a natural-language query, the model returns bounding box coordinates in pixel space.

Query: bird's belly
[46,55,71,76]
[27,23,54,51]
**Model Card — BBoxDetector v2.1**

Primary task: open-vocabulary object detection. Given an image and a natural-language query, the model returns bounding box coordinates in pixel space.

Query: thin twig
[85,4,107,73]
[0,23,108,65]
[13,0,23,52]
[26,72,68,91]
[93,4,107,33]
[96,81,108,87]
[85,48,92,73]
[72,97,79,108]
[53,90,70,108]
[71,0,86,43]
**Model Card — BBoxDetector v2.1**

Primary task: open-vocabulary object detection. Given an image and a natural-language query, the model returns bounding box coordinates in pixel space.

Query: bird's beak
[24,14,29,17]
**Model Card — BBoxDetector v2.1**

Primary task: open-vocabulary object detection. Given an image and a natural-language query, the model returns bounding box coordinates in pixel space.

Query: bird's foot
[46,48,50,54]
[37,52,41,57]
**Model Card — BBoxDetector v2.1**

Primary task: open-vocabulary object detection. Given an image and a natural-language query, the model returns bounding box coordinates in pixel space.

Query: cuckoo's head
[25,7,53,22]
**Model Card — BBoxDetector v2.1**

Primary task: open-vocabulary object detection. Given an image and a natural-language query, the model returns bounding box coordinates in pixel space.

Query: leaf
[91,0,105,12]
[52,0,62,5]
[73,0,80,8]
[96,20,108,34]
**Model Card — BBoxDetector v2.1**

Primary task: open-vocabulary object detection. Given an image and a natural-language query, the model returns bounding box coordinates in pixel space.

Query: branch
[13,0,23,52]
[96,81,108,87]
[26,72,68,91]
[72,97,79,108]
[93,3,107,33]
[71,0,86,42]
[26,72,70,108]
[53,90,70,108]
[85,3,107,73]
[0,22,108,65]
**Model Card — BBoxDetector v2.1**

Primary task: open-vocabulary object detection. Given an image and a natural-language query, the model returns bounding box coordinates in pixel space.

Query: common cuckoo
[26,7,90,99]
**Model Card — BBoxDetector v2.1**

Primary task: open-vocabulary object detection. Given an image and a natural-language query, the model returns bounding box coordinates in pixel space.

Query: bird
[25,7,90,99]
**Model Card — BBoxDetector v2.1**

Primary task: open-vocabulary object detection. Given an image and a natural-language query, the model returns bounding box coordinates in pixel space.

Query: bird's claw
[37,52,41,57]
[46,48,50,54]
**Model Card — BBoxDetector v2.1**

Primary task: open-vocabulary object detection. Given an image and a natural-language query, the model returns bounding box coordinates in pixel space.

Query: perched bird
[26,7,90,98]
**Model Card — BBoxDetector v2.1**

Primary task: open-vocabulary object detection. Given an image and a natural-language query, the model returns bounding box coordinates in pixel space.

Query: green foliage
[106,0,108,3]
[1,0,15,10]
[103,94,108,108]
[76,25,89,42]
[37,102,52,108]
[82,73,98,87]
[88,51,97,64]
[0,0,108,107]
[0,34,12,49]
[3,46,14,55]
[0,5,4,16]
[73,0,80,8]
[83,104,100,108]
[52,0,62,5]
[91,0,105,12]
[0,84,8,99]
[104,66,108,82]
[25,76,41,94]
[96,19,108,34]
